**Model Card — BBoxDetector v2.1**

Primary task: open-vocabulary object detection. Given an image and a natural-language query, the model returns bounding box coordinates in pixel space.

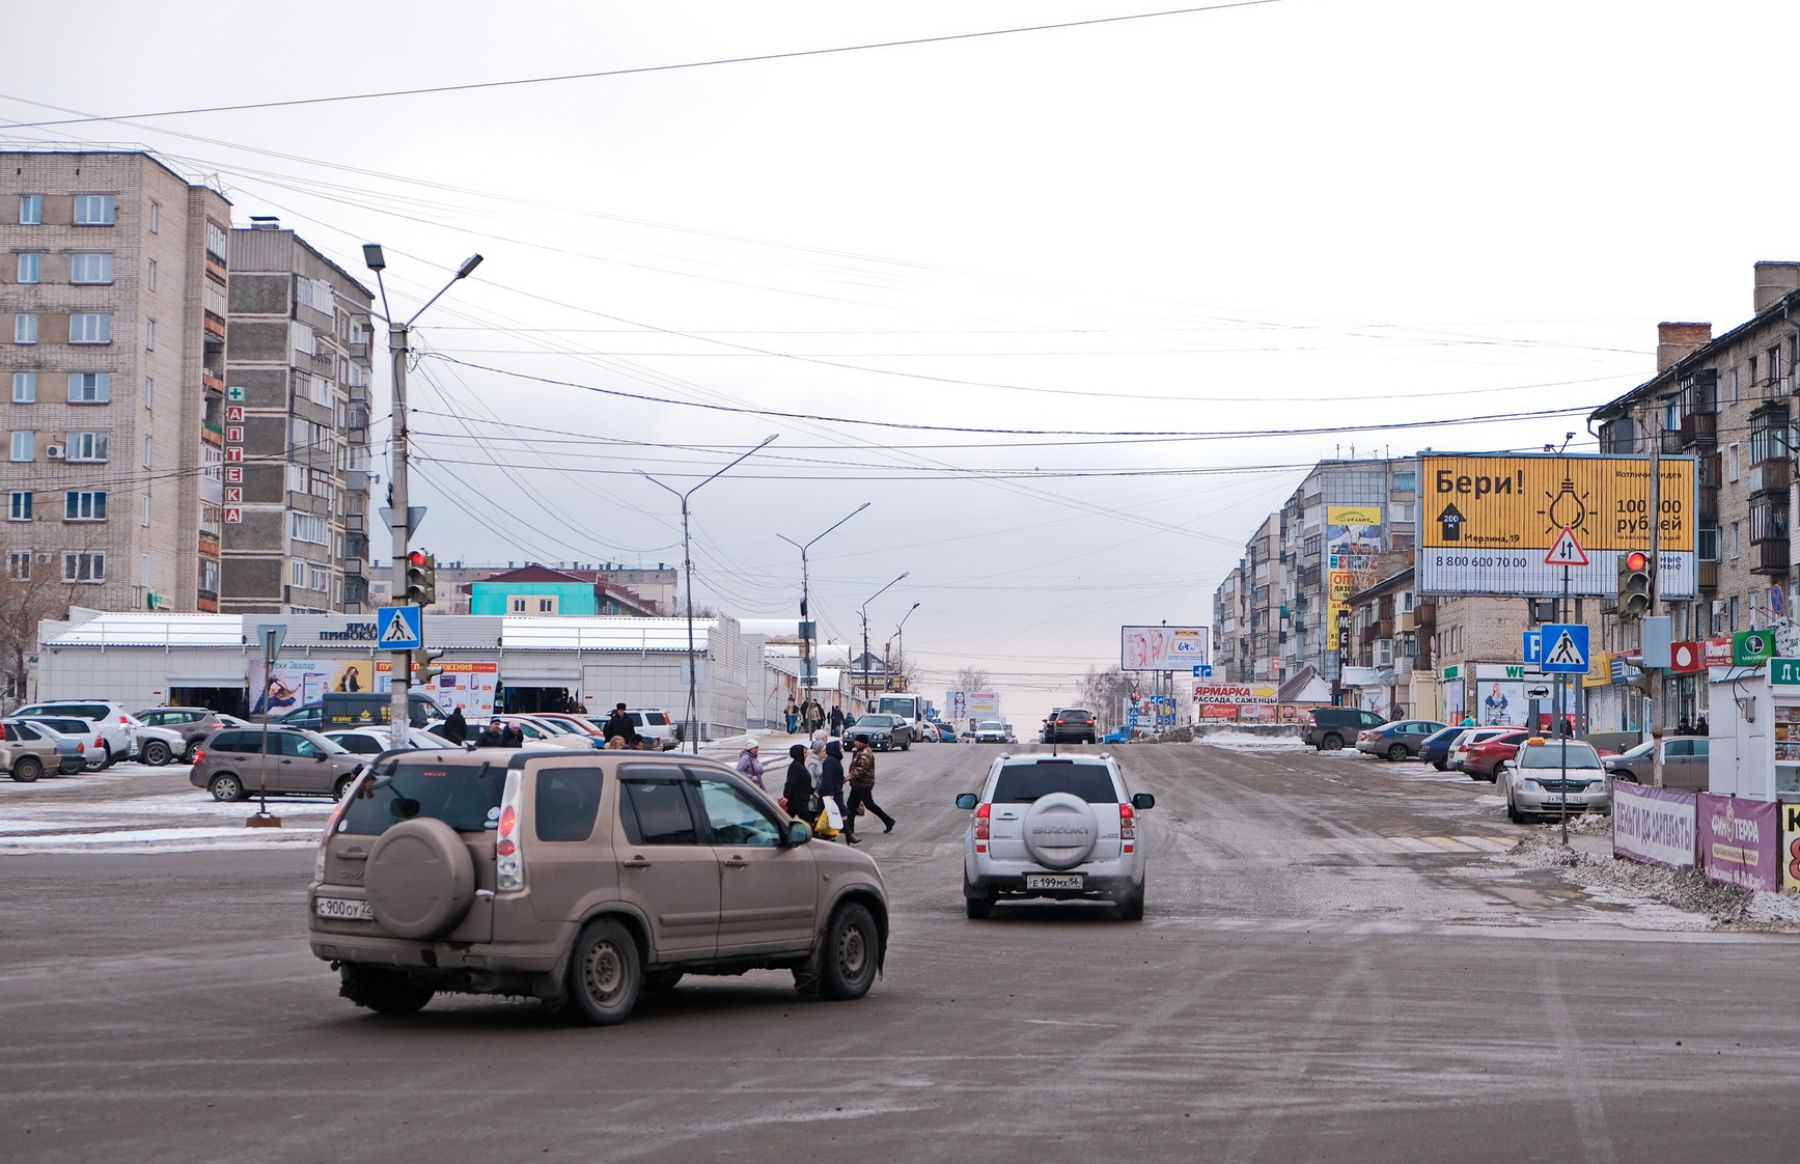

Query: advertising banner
[1612,782,1697,869]
[1121,626,1210,671]
[1194,684,1277,705]
[251,657,377,716]
[1325,506,1384,653]
[422,662,500,718]
[1785,804,1800,894]
[1698,793,1780,892]
[945,690,968,720]
[1417,454,1697,597]
[1200,704,1239,720]
[968,692,1000,718]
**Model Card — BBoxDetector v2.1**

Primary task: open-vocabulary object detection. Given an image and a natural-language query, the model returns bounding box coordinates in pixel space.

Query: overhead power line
[0,2,1284,129]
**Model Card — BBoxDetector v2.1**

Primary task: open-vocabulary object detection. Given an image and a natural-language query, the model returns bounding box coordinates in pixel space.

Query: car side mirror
[785,820,811,846]
[1132,792,1156,810]
[313,752,328,761]
[955,792,978,810]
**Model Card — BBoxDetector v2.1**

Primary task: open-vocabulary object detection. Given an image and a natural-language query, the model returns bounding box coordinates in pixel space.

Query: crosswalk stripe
[1420,835,1478,852]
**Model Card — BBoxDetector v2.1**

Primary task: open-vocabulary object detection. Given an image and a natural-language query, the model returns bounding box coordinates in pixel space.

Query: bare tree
[954,666,991,693]
[1079,665,1135,723]
[0,563,75,706]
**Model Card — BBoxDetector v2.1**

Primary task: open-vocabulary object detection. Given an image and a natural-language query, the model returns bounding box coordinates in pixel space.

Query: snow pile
[1194,731,1306,752]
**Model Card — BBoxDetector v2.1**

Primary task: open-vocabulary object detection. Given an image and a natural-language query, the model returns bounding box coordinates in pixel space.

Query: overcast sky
[5,0,1796,722]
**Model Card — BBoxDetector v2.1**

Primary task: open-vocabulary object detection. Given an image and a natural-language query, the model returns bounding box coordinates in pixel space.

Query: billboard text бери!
[1121,626,1209,671]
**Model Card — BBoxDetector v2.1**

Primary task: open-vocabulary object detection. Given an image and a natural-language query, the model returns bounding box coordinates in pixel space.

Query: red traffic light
[407,550,427,567]
[1623,550,1649,571]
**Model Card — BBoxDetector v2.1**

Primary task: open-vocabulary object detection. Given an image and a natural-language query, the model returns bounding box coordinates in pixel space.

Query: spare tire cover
[365,818,476,939]
[1022,792,1099,870]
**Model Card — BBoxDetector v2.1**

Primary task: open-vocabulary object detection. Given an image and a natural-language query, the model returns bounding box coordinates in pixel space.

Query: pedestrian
[442,707,468,745]
[502,722,524,748]
[829,703,845,736]
[806,735,826,803]
[476,719,504,747]
[1696,713,1710,736]
[810,698,826,735]
[736,742,766,789]
[604,702,640,748]
[819,738,852,842]
[843,733,895,840]
[785,698,799,734]
[1676,715,1693,736]
[781,744,813,821]
[1460,714,1475,727]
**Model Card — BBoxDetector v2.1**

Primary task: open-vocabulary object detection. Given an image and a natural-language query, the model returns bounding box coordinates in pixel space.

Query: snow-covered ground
[1193,731,1306,752]
[0,764,334,853]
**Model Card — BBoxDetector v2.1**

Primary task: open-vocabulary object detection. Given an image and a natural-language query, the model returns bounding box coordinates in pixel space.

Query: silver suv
[190,727,366,801]
[954,753,1154,920]
[308,748,888,1025]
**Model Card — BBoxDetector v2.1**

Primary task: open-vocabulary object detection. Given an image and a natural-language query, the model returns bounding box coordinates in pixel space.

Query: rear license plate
[314,896,372,921]
[1025,873,1085,890]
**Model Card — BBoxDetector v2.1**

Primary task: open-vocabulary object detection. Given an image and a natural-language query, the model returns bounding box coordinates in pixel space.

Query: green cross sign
[226,386,245,401]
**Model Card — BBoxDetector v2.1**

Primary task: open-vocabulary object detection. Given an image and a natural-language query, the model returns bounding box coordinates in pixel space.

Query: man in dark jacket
[829,704,845,736]
[442,707,468,745]
[781,743,813,821]
[604,702,639,748]
[819,739,852,843]
[843,734,895,841]
[476,719,504,747]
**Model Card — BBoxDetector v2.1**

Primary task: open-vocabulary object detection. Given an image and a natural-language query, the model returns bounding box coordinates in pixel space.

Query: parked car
[1445,726,1523,775]
[955,752,1155,920]
[14,716,109,770]
[1604,737,1709,791]
[578,708,680,750]
[1101,726,1133,745]
[190,727,366,802]
[9,700,137,767]
[124,716,185,765]
[927,721,959,743]
[1354,719,1448,761]
[847,713,910,751]
[2,719,87,781]
[132,707,242,763]
[324,727,453,755]
[1041,708,1098,745]
[974,720,1009,744]
[1417,726,1468,771]
[1462,730,1534,782]
[1302,707,1386,751]
[308,748,887,1024]
[1500,738,1611,822]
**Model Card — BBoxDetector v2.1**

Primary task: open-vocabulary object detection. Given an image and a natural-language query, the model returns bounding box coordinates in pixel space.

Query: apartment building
[0,150,230,611]
[221,221,374,614]
[1212,513,1282,682]
[1589,260,1800,723]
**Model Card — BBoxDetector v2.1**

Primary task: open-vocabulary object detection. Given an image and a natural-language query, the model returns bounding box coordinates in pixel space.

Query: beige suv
[308,748,888,1025]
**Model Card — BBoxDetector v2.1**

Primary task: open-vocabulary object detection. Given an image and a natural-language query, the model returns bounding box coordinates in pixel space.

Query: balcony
[1698,487,1719,526]
[1678,412,1717,447]
[202,420,223,447]
[1753,540,1790,575]
[1750,459,1791,495]
[205,254,227,285]
[198,533,220,557]
[203,310,227,342]
[1699,560,1719,589]
[1660,429,1685,454]
[202,370,225,395]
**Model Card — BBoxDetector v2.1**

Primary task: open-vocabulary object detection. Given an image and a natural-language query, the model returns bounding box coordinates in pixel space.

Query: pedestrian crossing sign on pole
[1539,623,1590,673]
[377,605,423,651]
[1544,527,1590,567]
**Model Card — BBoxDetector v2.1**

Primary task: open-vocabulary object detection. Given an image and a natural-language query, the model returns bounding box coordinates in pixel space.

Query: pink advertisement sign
[1697,793,1780,893]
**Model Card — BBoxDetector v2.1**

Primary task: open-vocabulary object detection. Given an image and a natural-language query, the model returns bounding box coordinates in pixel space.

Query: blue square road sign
[377,605,424,651]
[1539,623,1589,673]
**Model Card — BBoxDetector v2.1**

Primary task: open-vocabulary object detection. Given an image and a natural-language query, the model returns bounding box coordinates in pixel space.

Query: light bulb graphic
[1546,477,1585,531]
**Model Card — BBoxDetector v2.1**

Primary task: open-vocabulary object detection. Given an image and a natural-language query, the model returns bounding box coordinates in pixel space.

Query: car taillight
[75,742,85,753]
[974,803,990,852]
[120,715,130,724]
[192,748,205,764]
[1056,718,1066,725]
[496,770,525,891]
[1119,804,1136,853]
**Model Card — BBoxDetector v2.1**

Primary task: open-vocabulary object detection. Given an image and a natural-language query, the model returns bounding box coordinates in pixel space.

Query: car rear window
[535,767,603,843]
[643,712,668,725]
[990,762,1119,804]
[1057,709,1093,720]
[339,760,508,837]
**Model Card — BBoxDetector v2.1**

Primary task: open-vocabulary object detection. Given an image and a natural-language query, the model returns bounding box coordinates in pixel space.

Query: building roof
[467,564,660,614]
[38,610,719,653]
[40,610,249,648]
[499,616,712,652]
[1590,286,1800,421]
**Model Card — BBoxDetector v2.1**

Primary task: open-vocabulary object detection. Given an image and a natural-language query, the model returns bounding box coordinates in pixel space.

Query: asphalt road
[2,739,1797,1163]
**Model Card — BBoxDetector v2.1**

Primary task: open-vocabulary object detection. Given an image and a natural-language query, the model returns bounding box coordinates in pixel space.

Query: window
[537,597,555,613]
[1750,406,1790,464]
[1749,356,1759,388]
[64,491,107,521]
[1698,527,1719,561]
[1727,442,1741,482]
[14,314,37,344]
[141,494,151,527]
[696,778,783,846]
[1750,495,1788,544]
[9,492,32,521]
[18,194,42,225]
[142,435,152,468]
[1727,367,1740,403]
[1730,522,1741,559]
[308,564,328,592]
[1729,596,1739,632]
[11,373,35,404]
[620,777,699,845]
[146,258,157,291]
[535,768,603,842]
[72,194,116,225]
[205,221,228,262]
[510,596,527,613]
[69,253,113,284]
[1771,346,1783,386]
[148,201,159,233]
[339,762,508,838]
[290,513,328,545]
[139,554,150,586]
[62,551,104,582]
[199,558,219,594]
[145,318,155,351]
[10,431,33,461]
[291,560,306,587]
[67,373,110,403]
[6,552,28,580]
[69,313,112,344]
[65,432,108,462]
[16,253,40,283]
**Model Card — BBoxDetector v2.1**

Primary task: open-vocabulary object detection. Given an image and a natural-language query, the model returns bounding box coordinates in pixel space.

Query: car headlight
[1519,779,1542,792]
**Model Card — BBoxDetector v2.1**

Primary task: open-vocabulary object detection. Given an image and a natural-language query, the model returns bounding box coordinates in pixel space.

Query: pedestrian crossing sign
[377,605,423,651]
[1539,623,1589,673]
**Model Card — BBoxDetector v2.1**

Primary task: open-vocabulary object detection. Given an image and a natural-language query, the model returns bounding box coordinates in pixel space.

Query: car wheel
[643,969,684,991]
[562,918,642,1026]
[207,773,245,801]
[1433,760,1447,771]
[1319,733,1343,751]
[339,964,434,1016]
[901,739,910,752]
[1118,883,1145,921]
[819,902,881,1001]
[332,774,357,800]
[181,741,198,764]
[99,742,115,769]
[140,740,171,766]
[10,756,42,783]
[1467,769,1484,781]
[1506,796,1525,824]
[1386,744,1408,762]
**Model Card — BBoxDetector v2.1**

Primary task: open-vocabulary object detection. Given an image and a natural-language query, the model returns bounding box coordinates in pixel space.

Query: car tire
[1319,733,1343,751]
[563,918,642,1026]
[99,741,115,769]
[901,738,910,752]
[1507,797,1525,824]
[1118,884,1145,922]
[1433,760,1448,771]
[819,902,881,1001]
[965,889,994,920]
[332,774,357,800]
[181,741,198,764]
[10,756,42,783]
[340,964,434,1016]
[140,740,171,766]
[208,772,245,802]
[1467,769,1484,781]
[643,969,684,991]
[1387,744,1408,762]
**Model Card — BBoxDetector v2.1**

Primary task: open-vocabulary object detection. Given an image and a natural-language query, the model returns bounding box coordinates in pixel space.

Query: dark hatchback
[1418,726,1468,771]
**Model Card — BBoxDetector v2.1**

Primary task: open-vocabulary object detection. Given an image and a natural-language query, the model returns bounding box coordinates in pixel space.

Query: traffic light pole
[1649,432,1665,789]
[386,319,413,751]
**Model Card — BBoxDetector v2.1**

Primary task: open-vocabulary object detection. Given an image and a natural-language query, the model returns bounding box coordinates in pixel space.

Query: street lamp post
[638,436,777,753]
[777,502,870,708]
[892,602,920,689]
[859,572,909,705]
[363,244,484,750]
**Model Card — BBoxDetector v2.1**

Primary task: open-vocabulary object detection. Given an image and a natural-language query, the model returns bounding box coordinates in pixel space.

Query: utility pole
[1649,428,1665,788]
[894,602,920,689]
[363,245,484,750]
[778,502,869,710]
[637,436,777,753]
[859,572,908,708]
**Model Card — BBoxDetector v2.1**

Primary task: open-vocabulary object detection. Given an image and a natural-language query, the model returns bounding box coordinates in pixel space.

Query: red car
[1463,730,1533,782]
